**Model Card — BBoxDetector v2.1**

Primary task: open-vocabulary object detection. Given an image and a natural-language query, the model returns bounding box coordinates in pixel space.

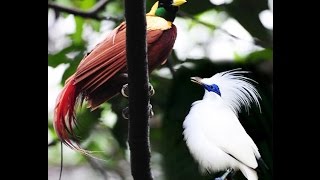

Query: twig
[48,0,120,21]
[177,11,272,49]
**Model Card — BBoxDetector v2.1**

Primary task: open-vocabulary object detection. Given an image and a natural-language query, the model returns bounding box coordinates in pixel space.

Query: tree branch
[48,0,120,21]
[124,0,153,179]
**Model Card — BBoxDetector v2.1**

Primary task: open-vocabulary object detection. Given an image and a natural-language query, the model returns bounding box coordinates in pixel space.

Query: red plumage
[54,21,177,150]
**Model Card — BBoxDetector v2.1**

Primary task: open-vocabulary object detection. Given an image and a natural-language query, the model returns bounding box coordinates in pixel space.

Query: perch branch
[48,0,120,21]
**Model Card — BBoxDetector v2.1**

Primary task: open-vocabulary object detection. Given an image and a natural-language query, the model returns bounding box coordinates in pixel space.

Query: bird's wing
[200,106,259,169]
[74,22,127,93]
[73,22,164,93]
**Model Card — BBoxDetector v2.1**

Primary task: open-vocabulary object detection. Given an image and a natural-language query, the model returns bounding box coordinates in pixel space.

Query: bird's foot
[214,168,234,180]
[121,84,129,98]
[148,83,155,96]
[148,104,154,117]
[122,106,129,119]
[122,104,154,119]
[121,83,155,98]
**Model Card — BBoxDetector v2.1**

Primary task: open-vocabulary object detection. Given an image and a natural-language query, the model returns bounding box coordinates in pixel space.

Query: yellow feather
[145,1,173,30]
[146,16,172,30]
[146,1,159,16]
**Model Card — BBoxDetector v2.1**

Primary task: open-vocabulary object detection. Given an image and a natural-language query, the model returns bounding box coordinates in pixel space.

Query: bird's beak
[191,77,203,86]
[172,0,187,6]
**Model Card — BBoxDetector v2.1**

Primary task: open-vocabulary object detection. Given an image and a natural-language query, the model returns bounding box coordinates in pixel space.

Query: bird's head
[190,69,262,114]
[191,77,221,96]
[147,0,187,22]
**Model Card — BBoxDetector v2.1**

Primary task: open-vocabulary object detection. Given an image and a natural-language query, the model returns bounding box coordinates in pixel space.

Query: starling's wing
[201,107,260,169]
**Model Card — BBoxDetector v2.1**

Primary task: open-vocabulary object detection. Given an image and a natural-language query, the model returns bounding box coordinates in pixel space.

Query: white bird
[183,69,263,180]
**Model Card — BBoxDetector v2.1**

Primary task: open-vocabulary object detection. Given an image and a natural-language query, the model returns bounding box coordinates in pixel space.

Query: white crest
[206,68,261,114]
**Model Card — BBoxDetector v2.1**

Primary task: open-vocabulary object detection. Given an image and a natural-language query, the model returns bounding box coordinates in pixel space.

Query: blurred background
[48,0,273,179]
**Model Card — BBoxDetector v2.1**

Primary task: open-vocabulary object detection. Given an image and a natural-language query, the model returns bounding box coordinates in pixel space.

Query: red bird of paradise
[54,0,187,152]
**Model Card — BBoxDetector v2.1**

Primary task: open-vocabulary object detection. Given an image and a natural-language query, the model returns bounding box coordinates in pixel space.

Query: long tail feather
[53,76,81,150]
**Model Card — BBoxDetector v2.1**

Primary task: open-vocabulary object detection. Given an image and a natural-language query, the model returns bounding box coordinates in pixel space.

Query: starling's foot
[121,83,155,98]
[122,104,154,120]
[214,169,233,180]
[121,84,129,98]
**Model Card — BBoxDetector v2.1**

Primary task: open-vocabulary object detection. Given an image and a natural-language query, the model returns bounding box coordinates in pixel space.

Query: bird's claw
[148,83,155,96]
[148,104,154,118]
[214,178,224,180]
[121,84,129,98]
[214,168,234,180]
[122,106,129,119]
[121,83,155,98]
[122,104,154,120]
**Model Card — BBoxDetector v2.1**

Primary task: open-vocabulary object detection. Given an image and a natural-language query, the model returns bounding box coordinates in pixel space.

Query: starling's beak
[172,0,187,6]
[191,77,203,86]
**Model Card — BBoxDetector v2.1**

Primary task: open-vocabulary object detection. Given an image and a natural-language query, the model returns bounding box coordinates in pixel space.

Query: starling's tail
[239,164,258,180]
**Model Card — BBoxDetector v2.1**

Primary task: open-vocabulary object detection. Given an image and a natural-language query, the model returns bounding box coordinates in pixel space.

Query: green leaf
[80,0,96,10]
[61,50,85,83]
[105,1,124,17]
[246,49,273,62]
[48,46,77,67]
[56,0,73,6]
[48,45,85,68]
[73,106,103,141]
[72,17,84,45]
[234,49,273,63]
[48,53,68,68]
[88,20,101,32]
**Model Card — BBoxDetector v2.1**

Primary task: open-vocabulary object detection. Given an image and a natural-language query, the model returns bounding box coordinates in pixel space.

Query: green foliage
[73,105,103,140]
[48,46,75,67]
[72,17,85,45]
[235,49,273,62]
